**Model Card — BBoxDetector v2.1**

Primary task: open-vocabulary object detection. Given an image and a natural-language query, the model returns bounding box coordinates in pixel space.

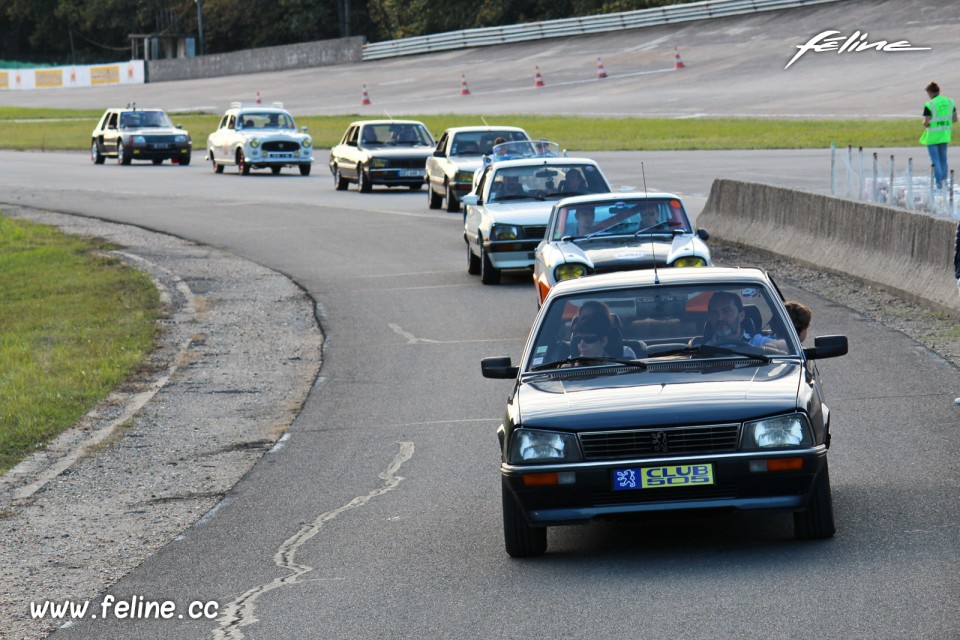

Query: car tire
[480,239,501,285]
[211,152,224,174]
[358,165,372,193]
[428,184,443,209]
[91,140,105,165]
[299,164,311,176]
[502,479,547,558]
[180,152,191,166]
[334,166,349,190]
[794,462,836,539]
[272,166,282,175]
[117,143,131,166]
[445,183,460,213]
[467,240,481,275]
[237,150,250,175]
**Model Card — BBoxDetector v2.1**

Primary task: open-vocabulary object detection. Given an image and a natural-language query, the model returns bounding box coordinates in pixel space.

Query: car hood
[120,127,187,136]
[564,234,703,268]
[516,362,802,430]
[447,157,484,172]
[484,200,557,226]
[362,146,434,159]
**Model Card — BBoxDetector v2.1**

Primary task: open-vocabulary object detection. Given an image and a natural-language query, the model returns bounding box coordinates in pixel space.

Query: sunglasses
[573,334,603,344]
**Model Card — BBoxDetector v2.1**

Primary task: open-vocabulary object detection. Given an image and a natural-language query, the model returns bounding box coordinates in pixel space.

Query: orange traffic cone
[596,57,608,79]
[460,74,471,96]
[674,47,686,69]
[360,84,371,106]
[256,91,262,104]
[534,66,545,88]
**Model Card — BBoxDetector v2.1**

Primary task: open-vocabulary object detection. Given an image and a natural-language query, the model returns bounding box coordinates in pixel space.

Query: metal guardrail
[362,0,845,61]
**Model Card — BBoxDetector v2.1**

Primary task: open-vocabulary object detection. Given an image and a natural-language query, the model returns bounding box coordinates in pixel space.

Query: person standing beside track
[920,81,958,190]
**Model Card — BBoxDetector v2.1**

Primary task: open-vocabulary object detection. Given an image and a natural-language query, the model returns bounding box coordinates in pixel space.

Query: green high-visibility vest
[920,94,955,145]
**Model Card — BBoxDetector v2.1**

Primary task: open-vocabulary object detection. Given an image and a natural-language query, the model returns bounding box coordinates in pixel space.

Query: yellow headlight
[250,138,261,149]
[555,263,589,281]
[372,158,387,168]
[302,137,312,148]
[672,257,707,267]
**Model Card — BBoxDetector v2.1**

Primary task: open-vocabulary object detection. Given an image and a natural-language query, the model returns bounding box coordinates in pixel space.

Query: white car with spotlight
[462,141,612,284]
[206,102,313,175]
[533,192,711,304]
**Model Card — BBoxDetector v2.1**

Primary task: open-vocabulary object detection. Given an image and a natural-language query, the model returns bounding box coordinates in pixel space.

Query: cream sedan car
[533,192,711,304]
[206,102,313,175]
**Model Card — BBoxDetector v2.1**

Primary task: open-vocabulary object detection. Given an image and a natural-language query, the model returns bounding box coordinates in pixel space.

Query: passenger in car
[561,169,588,194]
[572,300,639,358]
[701,291,779,349]
[784,301,812,342]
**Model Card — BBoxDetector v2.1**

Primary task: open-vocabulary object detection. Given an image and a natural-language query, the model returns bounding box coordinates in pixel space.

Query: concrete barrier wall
[698,179,960,316]
[146,36,365,83]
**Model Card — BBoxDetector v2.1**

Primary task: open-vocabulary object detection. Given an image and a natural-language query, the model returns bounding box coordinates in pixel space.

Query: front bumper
[484,239,540,270]
[128,144,191,161]
[246,148,313,166]
[502,448,827,526]
[369,168,425,186]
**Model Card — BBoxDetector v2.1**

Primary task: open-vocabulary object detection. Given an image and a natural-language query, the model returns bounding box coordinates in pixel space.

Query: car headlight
[491,225,519,241]
[302,136,312,148]
[672,256,707,267]
[554,263,590,282]
[508,429,583,464]
[249,138,261,149]
[456,170,474,182]
[174,135,188,143]
[130,135,145,144]
[371,158,388,168]
[742,415,813,450]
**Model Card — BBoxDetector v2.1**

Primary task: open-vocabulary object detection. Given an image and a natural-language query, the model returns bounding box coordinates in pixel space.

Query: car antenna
[383,110,393,121]
[481,116,489,126]
[642,162,661,285]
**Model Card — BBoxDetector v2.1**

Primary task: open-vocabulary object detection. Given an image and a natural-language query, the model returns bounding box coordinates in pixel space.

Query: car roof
[553,191,683,207]
[490,157,601,169]
[350,119,427,126]
[548,266,770,298]
[443,126,528,134]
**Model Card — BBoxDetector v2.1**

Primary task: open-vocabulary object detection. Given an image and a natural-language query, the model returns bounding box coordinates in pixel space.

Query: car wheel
[299,164,311,176]
[211,152,224,174]
[237,150,250,175]
[445,183,460,213]
[334,165,349,190]
[91,140,105,165]
[480,239,501,285]
[467,240,481,275]
[358,164,372,193]
[428,184,443,209]
[794,462,836,539]
[502,479,547,558]
[271,166,282,175]
[180,152,191,166]
[117,142,131,165]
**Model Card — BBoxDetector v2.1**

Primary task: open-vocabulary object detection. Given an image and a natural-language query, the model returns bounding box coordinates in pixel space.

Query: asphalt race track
[2,0,960,638]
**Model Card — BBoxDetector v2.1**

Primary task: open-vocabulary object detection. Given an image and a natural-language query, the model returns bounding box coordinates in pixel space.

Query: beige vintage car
[328,119,435,192]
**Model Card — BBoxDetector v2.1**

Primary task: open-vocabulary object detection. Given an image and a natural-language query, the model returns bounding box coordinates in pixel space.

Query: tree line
[0,0,687,65]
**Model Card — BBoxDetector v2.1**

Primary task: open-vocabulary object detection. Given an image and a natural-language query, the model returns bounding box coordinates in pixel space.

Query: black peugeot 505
[481,267,848,557]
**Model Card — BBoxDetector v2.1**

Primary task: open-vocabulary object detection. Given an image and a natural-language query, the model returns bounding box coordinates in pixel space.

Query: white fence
[363,0,844,60]
[0,60,145,91]
[831,144,958,219]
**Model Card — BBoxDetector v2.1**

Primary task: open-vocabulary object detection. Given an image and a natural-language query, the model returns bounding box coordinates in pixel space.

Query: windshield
[451,130,528,156]
[526,284,799,371]
[360,123,434,147]
[488,164,609,203]
[120,110,173,128]
[553,198,692,240]
[236,112,297,130]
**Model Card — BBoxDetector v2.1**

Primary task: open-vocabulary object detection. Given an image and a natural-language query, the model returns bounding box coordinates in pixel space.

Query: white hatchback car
[533,192,711,304]
[206,102,313,175]
[462,141,612,284]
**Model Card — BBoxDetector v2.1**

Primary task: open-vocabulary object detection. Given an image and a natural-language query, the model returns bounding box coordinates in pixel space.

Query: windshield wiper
[645,344,772,362]
[530,356,647,372]
[493,194,543,202]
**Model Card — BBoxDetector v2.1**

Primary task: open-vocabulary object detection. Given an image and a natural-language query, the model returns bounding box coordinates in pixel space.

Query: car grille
[522,225,547,240]
[263,141,300,152]
[579,424,740,461]
[590,483,739,505]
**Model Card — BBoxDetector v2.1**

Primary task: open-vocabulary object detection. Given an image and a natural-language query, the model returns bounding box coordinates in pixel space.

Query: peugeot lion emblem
[651,431,668,453]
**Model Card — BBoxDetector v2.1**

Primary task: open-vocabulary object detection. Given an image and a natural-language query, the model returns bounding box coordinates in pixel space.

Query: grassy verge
[0,215,161,473]
[0,107,921,151]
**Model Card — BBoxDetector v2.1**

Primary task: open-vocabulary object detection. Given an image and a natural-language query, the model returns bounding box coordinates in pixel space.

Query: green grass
[0,108,922,151]
[0,216,161,473]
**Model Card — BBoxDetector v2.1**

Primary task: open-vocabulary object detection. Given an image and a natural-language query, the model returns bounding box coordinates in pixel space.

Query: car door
[464,168,491,244]
[342,126,361,179]
[427,132,449,191]
[103,111,120,155]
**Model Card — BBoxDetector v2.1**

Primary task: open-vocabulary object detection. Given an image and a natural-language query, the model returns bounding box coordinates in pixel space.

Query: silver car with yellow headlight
[533,192,711,305]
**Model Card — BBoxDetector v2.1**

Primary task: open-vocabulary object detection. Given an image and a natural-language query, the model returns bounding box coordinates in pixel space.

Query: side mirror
[301,125,309,133]
[803,335,848,360]
[433,150,445,157]
[697,228,710,241]
[481,357,519,379]
[461,194,479,207]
